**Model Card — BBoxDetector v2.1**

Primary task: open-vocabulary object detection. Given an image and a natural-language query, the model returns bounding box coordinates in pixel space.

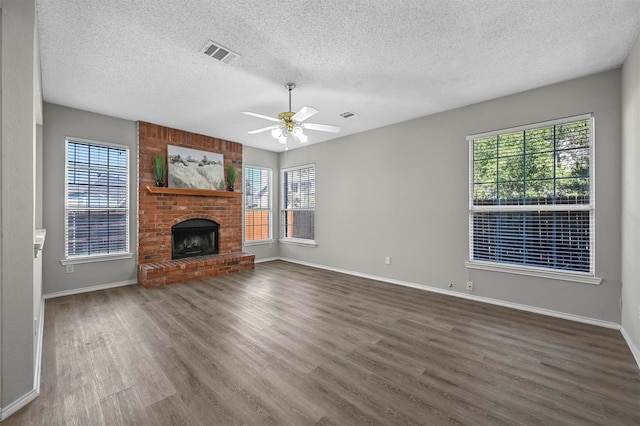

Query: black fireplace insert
[171,218,219,259]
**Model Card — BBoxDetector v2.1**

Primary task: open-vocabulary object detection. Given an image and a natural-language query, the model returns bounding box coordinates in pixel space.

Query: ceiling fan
[243,83,341,145]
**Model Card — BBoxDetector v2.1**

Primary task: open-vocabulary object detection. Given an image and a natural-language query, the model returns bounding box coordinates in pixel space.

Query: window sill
[279,238,317,247]
[465,261,602,285]
[244,239,275,246]
[60,252,134,265]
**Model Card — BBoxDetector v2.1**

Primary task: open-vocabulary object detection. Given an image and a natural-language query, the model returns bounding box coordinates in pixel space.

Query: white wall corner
[2,297,46,420]
[620,326,640,371]
[0,388,39,421]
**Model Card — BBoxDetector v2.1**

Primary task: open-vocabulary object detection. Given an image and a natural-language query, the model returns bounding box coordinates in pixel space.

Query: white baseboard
[43,279,137,299]
[277,257,621,330]
[1,299,46,421]
[255,256,281,264]
[35,299,45,392]
[621,326,640,370]
[0,388,39,421]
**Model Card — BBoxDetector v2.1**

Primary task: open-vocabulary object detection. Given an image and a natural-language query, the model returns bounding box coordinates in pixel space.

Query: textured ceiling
[37,0,640,152]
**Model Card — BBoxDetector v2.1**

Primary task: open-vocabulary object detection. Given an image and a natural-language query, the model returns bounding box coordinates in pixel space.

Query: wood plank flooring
[5,260,640,425]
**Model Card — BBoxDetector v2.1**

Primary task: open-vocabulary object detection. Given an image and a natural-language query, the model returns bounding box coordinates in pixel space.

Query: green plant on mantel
[226,164,237,191]
[152,154,167,187]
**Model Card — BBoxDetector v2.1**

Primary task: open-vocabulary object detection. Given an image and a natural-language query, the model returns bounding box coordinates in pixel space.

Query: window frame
[280,163,316,246]
[61,137,132,265]
[466,114,601,285]
[243,165,273,245]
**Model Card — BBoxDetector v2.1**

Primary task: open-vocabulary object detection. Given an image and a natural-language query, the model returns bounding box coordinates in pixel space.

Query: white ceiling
[37,0,640,152]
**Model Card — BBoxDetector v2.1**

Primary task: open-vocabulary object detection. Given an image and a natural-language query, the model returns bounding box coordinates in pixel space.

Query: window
[469,115,594,276]
[65,138,129,260]
[244,166,272,242]
[282,164,315,243]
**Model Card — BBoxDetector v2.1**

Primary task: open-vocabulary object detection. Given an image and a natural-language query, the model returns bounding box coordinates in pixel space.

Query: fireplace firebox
[171,219,219,259]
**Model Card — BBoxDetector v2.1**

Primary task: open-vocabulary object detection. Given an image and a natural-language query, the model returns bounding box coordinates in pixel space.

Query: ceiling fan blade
[242,111,280,123]
[303,122,341,133]
[248,125,281,134]
[292,105,318,122]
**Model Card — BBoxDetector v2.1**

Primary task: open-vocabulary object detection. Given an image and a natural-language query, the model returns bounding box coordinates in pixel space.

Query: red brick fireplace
[137,122,254,287]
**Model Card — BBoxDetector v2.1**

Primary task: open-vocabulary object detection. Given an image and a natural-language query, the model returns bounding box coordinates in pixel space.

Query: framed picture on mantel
[167,145,225,191]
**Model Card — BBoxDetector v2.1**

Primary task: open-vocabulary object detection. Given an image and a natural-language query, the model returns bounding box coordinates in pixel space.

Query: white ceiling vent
[200,40,240,65]
[339,111,359,119]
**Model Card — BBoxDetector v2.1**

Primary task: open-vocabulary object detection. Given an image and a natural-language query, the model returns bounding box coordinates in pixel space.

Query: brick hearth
[137,122,254,287]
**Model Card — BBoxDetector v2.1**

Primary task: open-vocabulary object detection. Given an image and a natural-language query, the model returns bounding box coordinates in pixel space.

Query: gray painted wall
[622,33,640,353]
[279,69,622,323]
[242,146,280,261]
[42,103,137,295]
[0,0,37,409]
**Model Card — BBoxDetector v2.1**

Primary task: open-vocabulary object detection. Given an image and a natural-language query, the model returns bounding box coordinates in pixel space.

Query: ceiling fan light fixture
[244,82,341,147]
[292,126,308,143]
[271,127,284,138]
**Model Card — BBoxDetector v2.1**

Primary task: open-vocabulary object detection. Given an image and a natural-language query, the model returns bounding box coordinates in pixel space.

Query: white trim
[465,261,602,285]
[1,302,46,421]
[468,114,596,276]
[621,326,640,371]
[1,297,47,420]
[467,113,594,141]
[64,137,131,259]
[255,256,281,264]
[43,279,137,299]
[279,238,317,247]
[244,239,275,246]
[276,257,618,329]
[280,163,315,241]
[244,165,273,243]
[280,162,315,174]
[60,252,134,265]
[34,299,45,393]
[1,388,39,421]
[471,204,592,212]
[65,135,130,150]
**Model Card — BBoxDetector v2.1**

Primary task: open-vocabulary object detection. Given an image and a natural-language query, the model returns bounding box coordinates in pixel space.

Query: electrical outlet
[385,256,391,265]
[466,281,474,291]
[66,264,74,273]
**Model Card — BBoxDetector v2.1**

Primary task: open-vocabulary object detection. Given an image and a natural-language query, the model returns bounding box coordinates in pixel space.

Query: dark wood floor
[5,260,640,425]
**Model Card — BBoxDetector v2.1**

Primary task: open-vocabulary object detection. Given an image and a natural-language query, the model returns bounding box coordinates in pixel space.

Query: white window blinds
[65,138,129,258]
[469,115,594,274]
[282,164,315,241]
[245,166,272,242]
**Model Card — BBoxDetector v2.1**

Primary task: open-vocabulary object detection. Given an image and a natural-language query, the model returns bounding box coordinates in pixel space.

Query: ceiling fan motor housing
[278,111,296,131]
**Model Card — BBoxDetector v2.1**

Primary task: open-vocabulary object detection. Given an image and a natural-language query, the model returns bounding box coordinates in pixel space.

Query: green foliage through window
[473,119,590,206]
[470,116,593,274]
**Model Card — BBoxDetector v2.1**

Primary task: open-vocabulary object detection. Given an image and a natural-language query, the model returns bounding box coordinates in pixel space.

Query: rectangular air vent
[339,111,359,119]
[200,40,240,65]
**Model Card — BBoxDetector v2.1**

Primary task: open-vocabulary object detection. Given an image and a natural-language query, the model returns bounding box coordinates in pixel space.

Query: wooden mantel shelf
[146,186,240,197]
